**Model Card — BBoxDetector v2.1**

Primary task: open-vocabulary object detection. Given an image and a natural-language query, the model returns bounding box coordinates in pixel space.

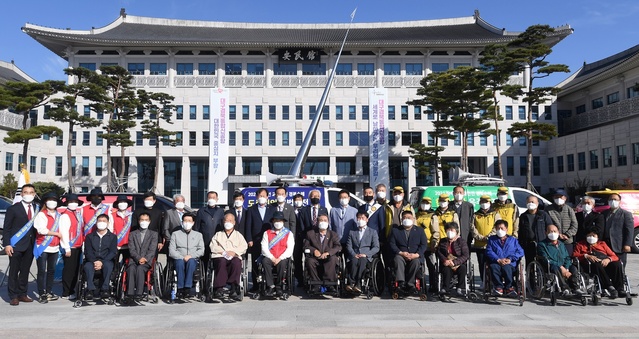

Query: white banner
[368,88,389,188]
[209,88,230,203]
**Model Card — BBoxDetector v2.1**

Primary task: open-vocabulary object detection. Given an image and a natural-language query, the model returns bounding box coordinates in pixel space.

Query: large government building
[2,10,574,206]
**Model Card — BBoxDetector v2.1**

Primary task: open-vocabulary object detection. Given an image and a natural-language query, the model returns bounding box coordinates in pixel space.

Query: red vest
[111,210,130,247]
[83,204,106,234]
[63,209,83,248]
[266,229,290,259]
[35,211,60,247]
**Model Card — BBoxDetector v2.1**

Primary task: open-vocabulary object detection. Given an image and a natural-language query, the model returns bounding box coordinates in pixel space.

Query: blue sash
[69,210,83,248]
[33,212,61,259]
[116,212,132,244]
[84,204,108,235]
[10,205,40,247]
[268,227,290,250]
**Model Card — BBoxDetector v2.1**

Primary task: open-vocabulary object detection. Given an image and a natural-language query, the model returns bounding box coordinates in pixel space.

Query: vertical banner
[209,88,230,203]
[369,88,389,188]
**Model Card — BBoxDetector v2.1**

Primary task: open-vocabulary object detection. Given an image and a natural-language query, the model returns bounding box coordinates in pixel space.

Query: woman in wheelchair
[573,227,625,298]
[486,220,524,297]
[537,224,586,297]
[210,213,248,300]
[436,222,469,296]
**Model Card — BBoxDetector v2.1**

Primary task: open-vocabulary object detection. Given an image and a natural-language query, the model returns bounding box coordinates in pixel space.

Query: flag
[350,8,357,21]
[13,163,30,203]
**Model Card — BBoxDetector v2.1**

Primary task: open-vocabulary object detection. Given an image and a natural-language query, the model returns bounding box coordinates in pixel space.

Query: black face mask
[310,197,320,205]
[91,197,102,206]
[363,195,374,202]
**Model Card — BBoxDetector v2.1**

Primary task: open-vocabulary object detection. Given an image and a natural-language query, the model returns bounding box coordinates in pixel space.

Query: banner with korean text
[368,88,389,188]
[209,88,230,203]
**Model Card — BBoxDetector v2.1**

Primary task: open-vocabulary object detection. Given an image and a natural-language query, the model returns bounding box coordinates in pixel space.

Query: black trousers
[425,251,437,292]
[440,263,467,290]
[36,252,58,295]
[293,236,304,284]
[306,255,338,282]
[262,257,287,288]
[522,241,537,269]
[62,248,82,296]
[583,260,624,290]
[474,248,486,282]
[8,248,34,299]
[348,257,368,285]
[249,245,262,288]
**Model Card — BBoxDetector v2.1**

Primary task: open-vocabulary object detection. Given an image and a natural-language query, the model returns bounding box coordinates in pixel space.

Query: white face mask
[276,195,286,203]
[496,229,507,238]
[357,219,367,228]
[376,191,386,200]
[609,200,620,209]
[96,222,108,231]
[420,204,431,211]
[273,221,284,230]
[554,198,565,206]
[498,194,508,202]
[257,197,267,205]
[207,199,217,207]
[583,204,593,213]
[340,198,350,206]
[402,219,413,228]
[586,236,598,245]
[139,221,150,229]
[22,194,35,203]
[446,230,457,239]
[118,202,129,211]
[144,200,154,208]
[294,201,303,208]
[175,202,185,210]
[439,201,449,209]
[454,193,464,201]
[393,195,403,202]
[318,221,329,230]
[224,222,234,231]
[527,202,538,211]
[183,222,194,231]
[46,200,58,209]
[234,200,244,208]
[66,202,78,210]
[480,202,491,210]
[547,232,559,241]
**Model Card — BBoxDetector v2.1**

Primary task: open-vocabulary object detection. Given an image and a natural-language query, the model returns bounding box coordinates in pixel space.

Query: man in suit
[603,193,634,266]
[330,189,358,246]
[246,188,274,292]
[296,189,327,286]
[195,191,224,267]
[132,191,165,252]
[575,196,604,242]
[126,212,158,301]
[452,186,475,248]
[388,210,427,294]
[83,214,118,300]
[162,194,188,241]
[304,212,342,294]
[3,184,38,306]
[271,186,297,236]
[345,211,380,293]
[229,191,248,237]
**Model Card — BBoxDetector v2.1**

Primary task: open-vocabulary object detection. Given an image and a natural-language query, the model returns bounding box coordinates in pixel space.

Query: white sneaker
[68,294,77,300]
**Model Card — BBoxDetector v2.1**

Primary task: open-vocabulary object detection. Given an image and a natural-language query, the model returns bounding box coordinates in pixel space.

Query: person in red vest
[260,211,295,297]
[34,192,70,303]
[82,188,109,235]
[60,193,84,300]
[109,195,133,262]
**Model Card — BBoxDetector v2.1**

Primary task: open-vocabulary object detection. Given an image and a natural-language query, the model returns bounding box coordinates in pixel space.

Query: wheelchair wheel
[195,260,206,301]
[242,257,249,297]
[517,259,526,304]
[205,260,215,302]
[152,262,163,301]
[627,296,633,305]
[371,258,385,296]
[163,264,176,300]
[287,258,295,296]
[526,261,545,300]
[115,263,126,304]
[550,290,557,306]
[73,300,83,308]
[592,292,599,305]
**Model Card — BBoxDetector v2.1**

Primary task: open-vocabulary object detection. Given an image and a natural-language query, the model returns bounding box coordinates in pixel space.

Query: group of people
[2,183,634,306]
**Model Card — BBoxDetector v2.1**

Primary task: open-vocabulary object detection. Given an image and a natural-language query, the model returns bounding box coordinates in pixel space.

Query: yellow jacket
[471,209,501,249]
[431,208,459,249]
[416,210,435,250]
[492,202,519,237]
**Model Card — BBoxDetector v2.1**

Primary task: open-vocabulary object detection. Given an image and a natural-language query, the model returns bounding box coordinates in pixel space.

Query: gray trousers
[394,254,420,287]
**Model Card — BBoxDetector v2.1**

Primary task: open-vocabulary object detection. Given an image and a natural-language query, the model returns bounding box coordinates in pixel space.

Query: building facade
[9,10,572,206]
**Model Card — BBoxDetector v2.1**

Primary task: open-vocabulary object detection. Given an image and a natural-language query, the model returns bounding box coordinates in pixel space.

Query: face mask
[393,195,403,202]
[257,197,267,205]
[439,201,448,209]
[318,221,329,230]
[363,195,374,202]
[21,194,35,203]
[118,202,129,211]
[357,219,367,228]
[276,195,286,203]
[527,202,538,211]
[46,200,58,209]
[208,199,217,207]
[498,194,508,202]
[554,198,565,206]
[420,204,431,211]
[609,200,620,209]
[294,201,303,208]
[583,204,593,213]
[586,236,598,245]
[175,202,185,210]
[144,200,154,208]
[547,232,559,241]
[454,193,464,201]
[96,222,108,231]
[139,221,150,230]
[496,229,507,238]
[340,198,349,206]
[446,230,457,239]
[91,197,102,206]
[402,219,413,227]
[224,222,234,231]
[481,203,491,210]
[183,222,194,231]
[376,191,386,200]
[273,221,284,230]
[310,197,320,205]
[66,202,78,211]
[234,200,244,208]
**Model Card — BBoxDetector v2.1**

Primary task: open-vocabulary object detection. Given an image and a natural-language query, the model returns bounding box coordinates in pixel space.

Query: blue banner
[240,187,326,209]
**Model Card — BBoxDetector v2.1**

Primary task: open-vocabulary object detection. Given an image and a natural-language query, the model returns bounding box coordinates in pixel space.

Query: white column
[265,50,273,88]
[407,156,416,191]
[168,49,175,89]
[217,51,224,88]
[182,157,191,205]
[156,156,165,194]
[376,50,383,88]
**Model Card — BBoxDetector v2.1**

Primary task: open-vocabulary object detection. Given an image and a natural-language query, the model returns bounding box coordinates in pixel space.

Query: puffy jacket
[544,204,578,244]
[485,235,523,267]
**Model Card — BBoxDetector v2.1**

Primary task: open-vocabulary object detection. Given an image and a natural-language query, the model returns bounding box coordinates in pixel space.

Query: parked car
[0,195,14,234]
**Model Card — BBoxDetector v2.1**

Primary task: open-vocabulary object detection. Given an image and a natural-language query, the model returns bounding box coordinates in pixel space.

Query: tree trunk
[119,145,126,192]
[434,137,441,186]
[153,135,160,193]
[461,131,468,171]
[106,125,112,192]
[493,97,504,179]
[67,123,75,193]
[527,131,533,191]
[21,111,28,169]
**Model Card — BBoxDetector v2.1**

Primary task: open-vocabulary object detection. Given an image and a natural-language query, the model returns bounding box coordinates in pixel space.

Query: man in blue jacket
[83,214,118,300]
[486,220,524,297]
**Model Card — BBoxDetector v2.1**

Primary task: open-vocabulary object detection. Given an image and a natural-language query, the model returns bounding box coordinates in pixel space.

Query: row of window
[574,86,639,114]
[493,156,541,177]
[548,143,639,174]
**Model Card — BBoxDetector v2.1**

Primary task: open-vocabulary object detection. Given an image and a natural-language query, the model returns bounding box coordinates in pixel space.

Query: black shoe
[229,286,238,298]
[265,286,275,297]
[618,290,627,298]
[311,286,321,294]
[86,290,95,300]
[439,288,448,296]
[214,289,225,299]
[38,294,48,304]
[607,287,618,299]
[327,286,336,293]
[274,286,283,297]
[407,285,418,294]
[249,286,260,293]
[101,290,110,299]
[47,293,59,301]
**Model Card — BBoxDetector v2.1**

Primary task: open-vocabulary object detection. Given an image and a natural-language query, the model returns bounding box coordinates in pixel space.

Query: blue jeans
[490,263,514,289]
[175,258,197,289]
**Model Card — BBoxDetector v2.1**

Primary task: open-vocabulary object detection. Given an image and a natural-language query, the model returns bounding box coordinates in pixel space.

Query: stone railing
[562,96,639,134]
[382,76,423,88]
[223,75,266,88]
[0,109,25,131]
[174,75,218,88]
[131,75,169,88]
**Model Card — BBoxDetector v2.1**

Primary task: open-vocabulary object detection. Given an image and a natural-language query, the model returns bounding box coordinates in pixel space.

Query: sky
[2,0,639,87]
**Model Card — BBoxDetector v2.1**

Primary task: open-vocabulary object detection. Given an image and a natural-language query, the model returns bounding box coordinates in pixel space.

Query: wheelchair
[250,256,294,300]
[342,254,385,299]
[575,259,635,306]
[387,257,428,301]
[527,256,589,306]
[73,258,119,308]
[163,257,206,303]
[482,258,526,306]
[205,255,248,302]
[115,257,163,305]
[435,255,478,302]
[303,250,344,298]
